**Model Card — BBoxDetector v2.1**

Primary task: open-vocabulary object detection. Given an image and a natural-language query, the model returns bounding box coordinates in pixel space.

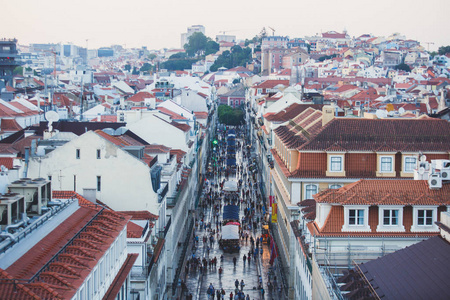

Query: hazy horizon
[2,0,449,51]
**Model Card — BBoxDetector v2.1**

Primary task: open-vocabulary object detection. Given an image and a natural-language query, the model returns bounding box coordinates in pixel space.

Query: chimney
[83,188,97,203]
[322,104,335,127]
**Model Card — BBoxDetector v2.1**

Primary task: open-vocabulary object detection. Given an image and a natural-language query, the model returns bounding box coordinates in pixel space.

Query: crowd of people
[183,124,271,300]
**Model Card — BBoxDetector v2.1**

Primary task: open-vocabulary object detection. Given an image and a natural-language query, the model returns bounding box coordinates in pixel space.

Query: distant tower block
[0,39,19,86]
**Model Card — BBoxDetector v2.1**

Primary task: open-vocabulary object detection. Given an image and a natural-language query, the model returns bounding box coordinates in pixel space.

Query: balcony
[158,183,169,203]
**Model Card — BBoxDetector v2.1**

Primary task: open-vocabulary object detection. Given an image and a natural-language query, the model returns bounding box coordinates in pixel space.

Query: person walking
[233,257,237,267]
[243,254,246,265]
[235,279,239,289]
[240,279,245,291]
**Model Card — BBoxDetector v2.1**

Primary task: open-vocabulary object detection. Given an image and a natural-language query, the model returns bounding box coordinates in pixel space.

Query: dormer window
[404,156,417,173]
[377,205,405,232]
[326,154,346,177]
[417,209,433,225]
[410,206,439,232]
[349,209,364,225]
[342,206,371,232]
[330,156,343,172]
[380,157,393,172]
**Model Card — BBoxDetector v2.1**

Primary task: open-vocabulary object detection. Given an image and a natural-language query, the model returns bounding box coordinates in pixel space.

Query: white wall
[27,131,160,214]
[127,114,190,153]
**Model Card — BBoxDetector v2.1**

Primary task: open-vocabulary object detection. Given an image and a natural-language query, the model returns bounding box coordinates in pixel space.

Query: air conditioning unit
[428,174,442,189]
[432,159,450,170]
[441,170,450,180]
[0,195,26,230]
[8,179,51,215]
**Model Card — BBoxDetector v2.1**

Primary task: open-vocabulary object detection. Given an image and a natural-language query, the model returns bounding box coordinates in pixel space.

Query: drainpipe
[23,147,30,178]
[5,213,28,233]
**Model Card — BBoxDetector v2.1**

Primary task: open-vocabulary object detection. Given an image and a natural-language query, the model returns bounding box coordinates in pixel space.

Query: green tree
[218,105,245,125]
[394,63,411,72]
[160,59,199,71]
[184,32,208,57]
[438,46,450,55]
[205,40,219,56]
[210,46,253,72]
[140,63,153,74]
[13,66,23,75]
[148,53,157,60]
[124,64,131,72]
[169,52,187,60]
[132,66,139,75]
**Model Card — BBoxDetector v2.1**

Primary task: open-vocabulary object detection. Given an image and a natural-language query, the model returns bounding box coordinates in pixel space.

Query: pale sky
[1,0,449,51]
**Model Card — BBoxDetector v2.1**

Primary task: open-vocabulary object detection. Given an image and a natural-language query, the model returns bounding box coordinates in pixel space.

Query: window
[418,209,433,225]
[94,269,99,294]
[48,175,52,181]
[330,156,343,172]
[76,149,80,159]
[349,209,364,225]
[383,209,398,225]
[329,184,342,189]
[97,149,101,159]
[404,156,416,172]
[97,176,101,192]
[100,260,105,285]
[74,175,77,191]
[305,184,318,199]
[380,157,393,172]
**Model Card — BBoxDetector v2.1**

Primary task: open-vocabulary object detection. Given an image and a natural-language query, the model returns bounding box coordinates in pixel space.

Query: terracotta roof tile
[157,107,188,120]
[121,211,158,220]
[3,204,129,299]
[314,179,450,206]
[297,118,450,152]
[0,157,14,169]
[127,221,145,238]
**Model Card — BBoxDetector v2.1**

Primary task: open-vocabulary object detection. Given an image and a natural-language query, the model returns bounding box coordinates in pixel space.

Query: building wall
[127,115,190,153]
[28,131,160,214]
[75,227,128,300]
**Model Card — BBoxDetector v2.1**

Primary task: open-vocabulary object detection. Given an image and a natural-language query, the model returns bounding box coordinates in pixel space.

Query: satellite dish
[382,110,388,118]
[398,107,405,115]
[420,155,427,163]
[388,110,395,117]
[45,110,60,122]
[418,167,425,175]
[45,111,59,132]
[375,110,384,119]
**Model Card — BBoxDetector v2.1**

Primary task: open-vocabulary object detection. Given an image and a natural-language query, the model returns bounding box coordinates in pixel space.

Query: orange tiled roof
[254,80,290,90]
[157,107,188,120]
[52,190,93,206]
[297,118,450,152]
[193,111,208,119]
[126,92,154,103]
[90,115,118,122]
[3,206,129,299]
[0,119,22,132]
[121,210,158,220]
[127,221,145,238]
[314,179,450,206]
[0,157,14,169]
